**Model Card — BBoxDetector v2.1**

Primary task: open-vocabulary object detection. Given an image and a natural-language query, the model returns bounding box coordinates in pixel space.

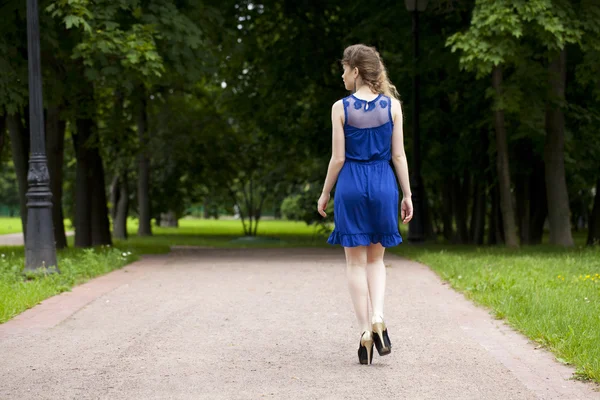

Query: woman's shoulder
[388,96,402,113]
[332,96,350,112]
[387,95,401,106]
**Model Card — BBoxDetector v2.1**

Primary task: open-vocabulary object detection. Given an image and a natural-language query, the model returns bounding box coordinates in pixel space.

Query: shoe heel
[365,340,373,365]
[373,322,391,356]
[358,331,374,365]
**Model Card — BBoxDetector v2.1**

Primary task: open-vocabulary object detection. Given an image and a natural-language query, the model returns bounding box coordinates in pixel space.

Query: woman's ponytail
[378,61,400,100]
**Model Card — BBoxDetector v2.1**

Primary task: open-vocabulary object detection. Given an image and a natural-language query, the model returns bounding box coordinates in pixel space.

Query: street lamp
[25,0,58,273]
[405,0,428,243]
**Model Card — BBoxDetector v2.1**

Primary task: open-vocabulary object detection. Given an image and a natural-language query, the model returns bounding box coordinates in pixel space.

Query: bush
[280,194,302,221]
[280,183,334,232]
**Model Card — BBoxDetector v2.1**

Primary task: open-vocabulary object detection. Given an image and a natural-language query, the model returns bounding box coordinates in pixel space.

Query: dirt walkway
[0,248,597,399]
[0,231,73,246]
[0,232,27,246]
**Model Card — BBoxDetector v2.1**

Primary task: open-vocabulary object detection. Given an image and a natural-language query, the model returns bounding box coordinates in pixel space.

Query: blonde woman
[317,44,413,365]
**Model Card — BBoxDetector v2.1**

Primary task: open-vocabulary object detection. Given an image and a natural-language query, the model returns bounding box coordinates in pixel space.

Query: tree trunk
[515,169,530,245]
[451,174,469,243]
[470,130,488,245]
[587,179,600,246]
[442,179,454,242]
[113,173,129,239]
[137,92,152,236]
[203,199,210,219]
[488,182,498,245]
[422,187,436,241]
[488,179,505,246]
[470,179,486,245]
[90,144,112,246]
[45,107,67,249]
[73,118,93,247]
[492,66,519,247]
[273,196,282,220]
[544,50,573,246]
[529,159,547,244]
[514,138,534,245]
[0,114,6,160]
[110,174,119,223]
[7,113,29,236]
[496,190,505,245]
[459,171,470,243]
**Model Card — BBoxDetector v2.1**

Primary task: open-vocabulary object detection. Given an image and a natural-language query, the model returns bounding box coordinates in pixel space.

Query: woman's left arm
[317,100,346,217]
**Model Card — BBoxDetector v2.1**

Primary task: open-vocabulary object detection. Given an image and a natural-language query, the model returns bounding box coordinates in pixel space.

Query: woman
[317,44,413,365]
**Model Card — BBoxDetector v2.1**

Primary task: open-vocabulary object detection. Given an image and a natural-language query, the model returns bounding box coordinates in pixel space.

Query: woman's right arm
[390,98,412,199]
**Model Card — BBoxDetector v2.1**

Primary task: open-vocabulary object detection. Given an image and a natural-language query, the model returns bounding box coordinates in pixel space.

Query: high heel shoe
[357,331,374,365]
[372,315,392,356]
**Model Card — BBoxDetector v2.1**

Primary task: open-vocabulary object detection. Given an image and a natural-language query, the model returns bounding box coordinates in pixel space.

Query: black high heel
[372,316,392,356]
[357,331,374,365]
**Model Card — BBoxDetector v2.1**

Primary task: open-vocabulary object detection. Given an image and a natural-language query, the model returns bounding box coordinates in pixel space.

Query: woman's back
[318,43,413,367]
[343,93,393,163]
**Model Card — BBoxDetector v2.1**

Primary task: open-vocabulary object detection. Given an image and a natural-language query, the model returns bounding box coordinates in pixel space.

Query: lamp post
[25,0,58,273]
[405,0,428,243]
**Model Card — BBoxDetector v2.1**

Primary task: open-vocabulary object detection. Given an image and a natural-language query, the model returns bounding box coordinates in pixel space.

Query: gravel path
[0,232,27,246]
[0,247,598,399]
[0,231,73,246]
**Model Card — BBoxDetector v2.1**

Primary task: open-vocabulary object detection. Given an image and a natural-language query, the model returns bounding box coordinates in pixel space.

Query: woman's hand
[401,197,413,224]
[317,192,330,217]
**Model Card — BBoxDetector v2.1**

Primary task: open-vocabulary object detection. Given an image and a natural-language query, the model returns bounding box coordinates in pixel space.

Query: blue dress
[327,94,403,248]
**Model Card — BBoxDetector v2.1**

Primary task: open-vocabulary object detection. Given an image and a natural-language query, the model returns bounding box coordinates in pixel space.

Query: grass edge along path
[390,245,600,384]
[0,245,152,324]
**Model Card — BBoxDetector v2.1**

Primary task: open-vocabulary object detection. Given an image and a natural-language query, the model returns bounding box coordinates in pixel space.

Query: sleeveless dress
[327,93,403,248]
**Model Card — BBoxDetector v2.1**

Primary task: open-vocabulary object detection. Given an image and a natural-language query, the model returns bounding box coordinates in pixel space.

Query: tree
[447,0,586,247]
[447,1,525,247]
[48,0,221,241]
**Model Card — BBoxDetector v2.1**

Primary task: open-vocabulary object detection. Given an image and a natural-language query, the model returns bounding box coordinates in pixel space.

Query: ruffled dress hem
[327,231,403,248]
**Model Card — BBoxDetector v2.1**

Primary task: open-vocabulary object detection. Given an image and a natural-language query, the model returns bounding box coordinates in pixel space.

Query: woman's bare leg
[344,246,370,334]
[366,243,386,322]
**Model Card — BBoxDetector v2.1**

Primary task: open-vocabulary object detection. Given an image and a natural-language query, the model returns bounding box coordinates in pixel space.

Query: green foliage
[575,1,600,99]
[0,1,28,113]
[280,183,333,228]
[48,0,165,88]
[46,0,93,32]
[0,162,21,213]
[447,0,582,77]
[280,195,301,221]
[1,0,598,249]
[74,23,164,81]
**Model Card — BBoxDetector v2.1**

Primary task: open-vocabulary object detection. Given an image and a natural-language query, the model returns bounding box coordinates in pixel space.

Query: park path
[0,231,73,246]
[0,232,28,246]
[0,247,598,400]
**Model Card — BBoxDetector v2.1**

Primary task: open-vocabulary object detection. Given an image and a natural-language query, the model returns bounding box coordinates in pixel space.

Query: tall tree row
[1,0,599,247]
[447,0,597,246]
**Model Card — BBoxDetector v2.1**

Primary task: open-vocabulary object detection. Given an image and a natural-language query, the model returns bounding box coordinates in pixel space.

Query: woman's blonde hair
[342,44,400,100]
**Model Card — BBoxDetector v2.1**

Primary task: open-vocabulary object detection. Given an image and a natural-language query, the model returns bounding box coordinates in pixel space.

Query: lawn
[0,245,138,324]
[0,218,598,382]
[0,218,25,235]
[390,244,600,382]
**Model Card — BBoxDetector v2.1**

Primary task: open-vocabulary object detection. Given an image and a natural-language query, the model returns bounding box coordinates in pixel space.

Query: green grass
[111,218,335,250]
[0,218,599,383]
[0,218,24,235]
[390,244,600,382]
[0,245,140,324]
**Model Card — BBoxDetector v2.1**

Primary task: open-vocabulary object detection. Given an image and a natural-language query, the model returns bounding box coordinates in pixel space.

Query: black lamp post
[405,0,428,243]
[25,0,58,273]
